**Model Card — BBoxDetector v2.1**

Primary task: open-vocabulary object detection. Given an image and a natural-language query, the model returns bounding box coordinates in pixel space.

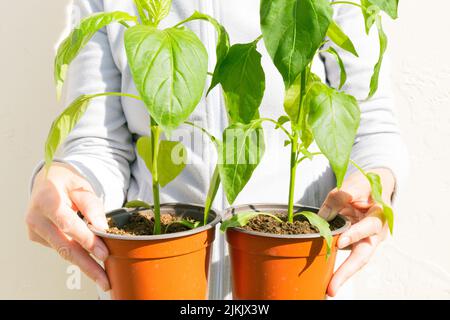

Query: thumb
[69,189,108,231]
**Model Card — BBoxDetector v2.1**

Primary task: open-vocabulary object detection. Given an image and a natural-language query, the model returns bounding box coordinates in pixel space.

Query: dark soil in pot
[242,213,345,235]
[107,210,199,236]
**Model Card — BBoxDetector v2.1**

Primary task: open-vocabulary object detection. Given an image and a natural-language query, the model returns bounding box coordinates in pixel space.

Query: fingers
[338,205,385,249]
[338,207,365,224]
[43,204,109,262]
[69,189,108,230]
[318,189,353,221]
[31,215,110,292]
[327,234,382,297]
[27,229,50,248]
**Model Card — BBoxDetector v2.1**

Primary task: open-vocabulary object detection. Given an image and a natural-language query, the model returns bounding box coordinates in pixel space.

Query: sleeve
[320,3,409,201]
[31,0,136,211]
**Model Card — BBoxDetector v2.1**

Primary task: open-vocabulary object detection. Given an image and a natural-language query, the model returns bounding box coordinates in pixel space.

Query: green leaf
[306,83,360,187]
[368,16,387,99]
[136,136,154,174]
[139,0,172,25]
[361,0,380,34]
[220,212,283,232]
[54,12,137,99]
[365,172,394,234]
[137,138,187,187]
[220,212,260,232]
[125,200,152,209]
[216,42,266,124]
[165,219,201,233]
[326,20,358,57]
[157,140,187,187]
[124,25,208,133]
[368,0,399,19]
[323,47,347,90]
[283,73,320,149]
[277,115,290,127]
[260,0,332,87]
[177,11,231,94]
[44,95,91,169]
[283,74,302,127]
[218,122,265,204]
[283,73,321,128]
[295,211,332,257]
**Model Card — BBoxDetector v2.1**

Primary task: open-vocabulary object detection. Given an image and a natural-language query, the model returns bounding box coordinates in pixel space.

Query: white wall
[0,0,96,299]
[351,1,450,299]
[0,0,449,299]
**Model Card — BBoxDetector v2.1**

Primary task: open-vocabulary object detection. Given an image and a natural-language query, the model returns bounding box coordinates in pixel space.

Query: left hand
[317,168,395,297]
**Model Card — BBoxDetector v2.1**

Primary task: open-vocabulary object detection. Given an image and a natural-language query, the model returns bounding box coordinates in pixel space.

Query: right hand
[25,162,110,291]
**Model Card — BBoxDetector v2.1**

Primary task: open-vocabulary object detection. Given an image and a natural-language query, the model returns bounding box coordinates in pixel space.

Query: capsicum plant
[44,0,262,235]
[219,0,399,254]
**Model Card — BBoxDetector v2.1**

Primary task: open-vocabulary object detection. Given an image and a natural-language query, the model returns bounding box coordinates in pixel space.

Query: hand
[318,168,395,297]
[25,162,110,291]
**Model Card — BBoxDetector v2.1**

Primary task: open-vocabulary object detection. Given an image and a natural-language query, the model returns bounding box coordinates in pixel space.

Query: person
[25,0,408,299]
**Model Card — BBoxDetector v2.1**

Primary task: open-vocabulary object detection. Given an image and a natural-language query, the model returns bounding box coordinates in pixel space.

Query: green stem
[331,1,363,9]
[259,118,294,140]
[173,16,192,28]
[119,21,131,29]
[287,135,298,223]
[349,159,368,178]
[183,121,221,225]
[184,121,218,146]
[254,34,263,44]
[90,92,142,101]
[297,152,323,165]
[133,0,149,24]
[151,121,161,235]
[287,67,308,223]
[203,166,220,226]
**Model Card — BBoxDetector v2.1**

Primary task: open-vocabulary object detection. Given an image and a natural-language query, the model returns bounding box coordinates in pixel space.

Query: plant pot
[225,204,350,300]
[90,203,221,300]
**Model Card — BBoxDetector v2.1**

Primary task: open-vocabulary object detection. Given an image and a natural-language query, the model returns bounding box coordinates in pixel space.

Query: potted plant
[219,0,400,300]
[44,0,261,300]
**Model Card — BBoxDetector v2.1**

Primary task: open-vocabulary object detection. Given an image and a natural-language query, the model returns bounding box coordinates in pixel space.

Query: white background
[0,0,449,299]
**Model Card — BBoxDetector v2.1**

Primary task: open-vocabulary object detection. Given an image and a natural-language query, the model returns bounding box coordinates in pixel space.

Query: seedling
[44,0,253,235]
[219,0,400,254]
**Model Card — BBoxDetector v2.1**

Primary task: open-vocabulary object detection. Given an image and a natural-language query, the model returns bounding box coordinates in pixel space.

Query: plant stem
[259,118,294,140]
[203,165,220,226]
[287,135,298,223]
[254,34,263,44]
[119,21,131,29]
[287,68,308,223]
[151,120,161,235]
[349,159,368,178]
[133,0,148,24]
[297,152,323,165]
[330,1,363,9]
[89,92,142,101]
[184,121,218,145]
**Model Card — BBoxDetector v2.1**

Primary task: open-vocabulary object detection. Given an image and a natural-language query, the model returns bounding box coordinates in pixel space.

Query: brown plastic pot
[225,204,350,300]
[90,203,221,300]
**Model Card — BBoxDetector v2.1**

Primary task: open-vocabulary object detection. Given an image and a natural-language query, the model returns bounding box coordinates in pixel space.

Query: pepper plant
[219,0,399,254]
[44,0,261,235]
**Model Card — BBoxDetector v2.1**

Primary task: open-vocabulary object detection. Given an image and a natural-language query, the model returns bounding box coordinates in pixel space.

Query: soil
[242,213,345,235]
[107,210,198,236]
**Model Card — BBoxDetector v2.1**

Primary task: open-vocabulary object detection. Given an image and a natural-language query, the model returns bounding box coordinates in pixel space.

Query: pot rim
[89,202,221,241]
[225,203,351,239]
